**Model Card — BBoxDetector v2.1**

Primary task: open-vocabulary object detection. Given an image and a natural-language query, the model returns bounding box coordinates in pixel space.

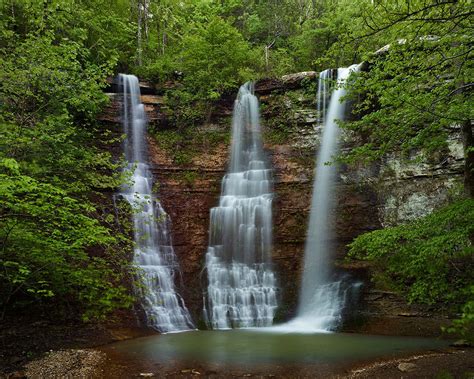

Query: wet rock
[451,339,471,348]
[256,71,317,93]
[255,78,284,94]
[377,145,464,228]
[179,368,202,375]
[140,95,164,105]
[281,71,318,89]
[6,371,26,378]
[105,76,156,95]
[397,362,418,372]
[138,81,157,95]
[98,92,164,126]
[398,312,421,317]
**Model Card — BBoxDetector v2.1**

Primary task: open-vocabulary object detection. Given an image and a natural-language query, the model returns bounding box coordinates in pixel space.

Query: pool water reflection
[106,330,448,369]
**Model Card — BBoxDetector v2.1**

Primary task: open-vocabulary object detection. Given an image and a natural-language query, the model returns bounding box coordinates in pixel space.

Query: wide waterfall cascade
[204,82,278,330]
[282,65,361,333]
[119,74,194,333]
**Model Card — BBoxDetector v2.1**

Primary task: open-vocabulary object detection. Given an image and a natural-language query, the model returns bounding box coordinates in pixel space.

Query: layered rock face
[100,75,464,335]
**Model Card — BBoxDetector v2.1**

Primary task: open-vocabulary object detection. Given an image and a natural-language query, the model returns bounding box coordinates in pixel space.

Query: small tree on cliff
[338,0,473,196]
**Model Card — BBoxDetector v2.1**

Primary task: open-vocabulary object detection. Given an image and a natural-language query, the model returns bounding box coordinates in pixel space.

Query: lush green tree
[0,0,136,320]
[138,10,258,124]
[136,0,309,83]
[178,16,256,100]
[340,0,473,194]
[2,0,135,66]
[348,199,474,339]
[0,158,133,321]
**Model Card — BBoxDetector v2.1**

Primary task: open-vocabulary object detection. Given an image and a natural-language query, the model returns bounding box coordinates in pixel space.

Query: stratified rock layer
[99,73,464,335]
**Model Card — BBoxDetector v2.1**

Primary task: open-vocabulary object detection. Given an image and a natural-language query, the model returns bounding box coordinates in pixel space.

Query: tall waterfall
[290,65,360,332]
[119,74,194,333]
[204,82,278,329]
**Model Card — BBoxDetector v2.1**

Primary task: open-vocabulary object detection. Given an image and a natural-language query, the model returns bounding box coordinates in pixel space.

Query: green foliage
[151,129,191,165]
[179,17,256,100]
[128,1,389,126]
[333,0,473,165]
[0,0,136,321]
[260,48,296,78]
[138,12,258,123]
[152,127,230,166]
[348,199,474,337]
[2,0,135,67]
[446,289,474,341]
[132,0,391,125]
[0,159,133,320]
[289,0,371,71]
[344,41,472,163]
[264,128,292,145]
[182,171,199,188]
[335,2,473,336]
[262,91,313,145]
[163,90,211,127]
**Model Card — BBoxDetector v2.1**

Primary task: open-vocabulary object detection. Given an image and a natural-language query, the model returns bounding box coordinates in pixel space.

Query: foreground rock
[346,349,474,379]
[25,349,105,379]
[397,362,417,372]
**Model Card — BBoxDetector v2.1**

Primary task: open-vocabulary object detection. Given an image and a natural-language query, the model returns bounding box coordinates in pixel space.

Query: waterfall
[204,82,278,329]
[281,65,360,333]
[119,74,194,333]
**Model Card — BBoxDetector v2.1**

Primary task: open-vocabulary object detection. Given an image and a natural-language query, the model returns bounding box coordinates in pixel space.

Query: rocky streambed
[3,341,471,379]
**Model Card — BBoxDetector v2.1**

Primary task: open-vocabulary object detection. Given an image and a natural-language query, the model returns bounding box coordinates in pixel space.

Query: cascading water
[119,74,194,333]
[280,65,360,333]
[204,82,278,329]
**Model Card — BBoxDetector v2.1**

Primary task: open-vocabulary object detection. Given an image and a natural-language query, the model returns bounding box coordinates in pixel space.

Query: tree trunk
[264,45,269,71]
[137,7,142,66]
[162,19,167,56]
[462,119,474,197]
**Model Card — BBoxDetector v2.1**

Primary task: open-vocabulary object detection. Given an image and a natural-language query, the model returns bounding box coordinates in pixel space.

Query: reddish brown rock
[99,79,462,336]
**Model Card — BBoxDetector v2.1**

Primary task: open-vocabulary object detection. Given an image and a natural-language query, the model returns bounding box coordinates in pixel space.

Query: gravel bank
[25,349,105,379]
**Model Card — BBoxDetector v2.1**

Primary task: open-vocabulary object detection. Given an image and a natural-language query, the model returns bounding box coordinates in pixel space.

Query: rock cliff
[99,74,464,335]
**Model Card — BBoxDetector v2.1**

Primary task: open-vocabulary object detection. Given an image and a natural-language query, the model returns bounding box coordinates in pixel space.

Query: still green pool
[107,329,448,368]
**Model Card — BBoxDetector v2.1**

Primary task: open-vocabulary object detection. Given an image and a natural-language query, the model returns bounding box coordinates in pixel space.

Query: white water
[204,82,278,329]
[285,65,360,333]
[119,74,194,333]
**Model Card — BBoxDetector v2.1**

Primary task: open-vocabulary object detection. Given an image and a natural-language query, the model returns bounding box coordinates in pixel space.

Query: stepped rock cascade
[290,65,361,332]
[119,74,194,333]
[204,82,278,329]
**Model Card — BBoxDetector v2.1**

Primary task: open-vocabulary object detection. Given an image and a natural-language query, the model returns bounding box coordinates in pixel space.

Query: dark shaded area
[0,312,152,375]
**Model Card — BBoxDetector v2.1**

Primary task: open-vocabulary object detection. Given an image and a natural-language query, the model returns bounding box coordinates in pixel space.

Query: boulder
[397,362,418,372]
[281,71,318,89]
[451,339,471,348]
[255,78,284,94]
